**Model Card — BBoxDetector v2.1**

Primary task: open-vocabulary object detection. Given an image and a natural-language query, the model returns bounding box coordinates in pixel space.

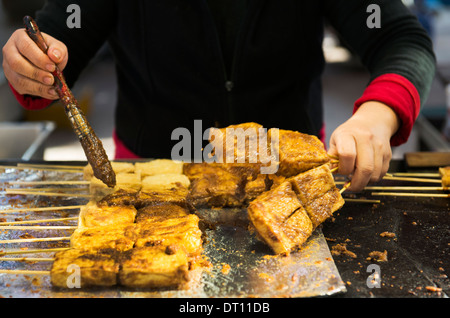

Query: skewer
[372,192,450,198]
[382,176,442,184]
[340,182,351,194]
[364,186,447,191]
[6,187,89,193]
[392,172,440,178]
[0,226,77,230]
[0,205,83,214]
[17,163,84,170]
[0,217,78,225]
[5,189,91,198]
[328,154,339,160]
[8,180,89,186]
[0,236,71,244]
[344,198,381,204]
[0,165,83,173]
[0,269,50,275]
[0,247,70,256]
[0,257,54,262]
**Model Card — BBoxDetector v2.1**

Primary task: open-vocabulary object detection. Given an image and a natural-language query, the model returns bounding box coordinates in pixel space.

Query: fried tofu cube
[141,173,190,191]
[83,161,135,180]
[79,201,137,227]
[208,122,265,163]
[96,188,139,207]
[247,181,313,255]
[244,173,286,203]
[51,249,120,288]
[135,215,203,257]
[439,166,450,187]
[135,159,184,178]
[289,164,345,228]
[135,187,190,209]
[270,128,330,177]
[119,246,189,289]
[90,173,141,198]
[183,162,222,180]
[70,224,138,252]
[187,167,245,208]
[135,203,190,223]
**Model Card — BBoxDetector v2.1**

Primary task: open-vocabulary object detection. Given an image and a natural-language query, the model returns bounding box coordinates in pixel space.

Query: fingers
[2,29,68,99]
[43,33,69,70]
[329,128,392,192]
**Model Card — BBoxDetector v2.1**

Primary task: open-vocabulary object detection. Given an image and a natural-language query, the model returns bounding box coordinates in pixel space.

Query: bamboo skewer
[0,236,71,244]
[5,189,91,198]
[344,198,381,204]
[7,187,89,193]
[340,182,351,194]
[0,217,78,225]
[17,163,84,170]
[0,247,70,256]
[8,180,89,185]
[0,165,83,173]
[0,257,54,262]
[0,226,77,230]
[364,186,448,191]
[372,192,450,198]
[392,172,440,178]
[0,269,51,275]
[382,176,442,184]
[0,205,83,214]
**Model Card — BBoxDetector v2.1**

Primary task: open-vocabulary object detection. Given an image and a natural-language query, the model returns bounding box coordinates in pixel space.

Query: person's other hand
[2,29,68,100]
[328,101,400,192]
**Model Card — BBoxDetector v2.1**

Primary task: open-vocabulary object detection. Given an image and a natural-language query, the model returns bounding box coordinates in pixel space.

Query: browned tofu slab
[135,187,190,209]
[135,203,191,223]
[290,164,345,228]
[51,249,120,288]
[119,246,189,289]
[70,224,138,252]
[96,188,139,207]
[208,122,265,164]
[80,201,137,227]
[135,215,203,256]
[186,165,245,208]
[270,128,330,177]
[247,181,313,255]
[244,173,286,203]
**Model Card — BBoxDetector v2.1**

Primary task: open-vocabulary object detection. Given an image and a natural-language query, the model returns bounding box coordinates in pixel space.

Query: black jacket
[36,0,435,158]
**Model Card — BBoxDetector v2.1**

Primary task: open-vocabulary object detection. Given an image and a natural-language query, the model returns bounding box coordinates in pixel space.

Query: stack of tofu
[51,122,345,289]
[185,123,345,255]
[84,159,191,199]
[51,160,203,289]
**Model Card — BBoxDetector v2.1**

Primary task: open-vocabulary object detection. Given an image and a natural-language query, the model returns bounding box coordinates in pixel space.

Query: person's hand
[328,101,400,192]
[2,28,68,100]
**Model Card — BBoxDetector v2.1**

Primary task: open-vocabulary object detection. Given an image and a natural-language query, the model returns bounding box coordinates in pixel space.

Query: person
[2,0,435,191]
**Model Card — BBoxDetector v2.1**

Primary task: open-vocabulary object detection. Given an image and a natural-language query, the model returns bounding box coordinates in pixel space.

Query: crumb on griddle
[367,250,388,262]
[380,231,396,238]
[331,243,357,258]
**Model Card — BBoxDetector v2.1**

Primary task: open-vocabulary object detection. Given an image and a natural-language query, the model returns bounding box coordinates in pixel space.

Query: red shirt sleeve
[353,73,421,147]
[9,83,54,110]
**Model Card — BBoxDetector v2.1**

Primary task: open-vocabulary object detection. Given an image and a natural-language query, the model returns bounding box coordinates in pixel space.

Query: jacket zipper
[202,0,255,124]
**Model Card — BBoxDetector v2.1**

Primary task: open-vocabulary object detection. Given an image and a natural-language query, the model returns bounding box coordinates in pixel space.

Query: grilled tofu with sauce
[247,181,313,255]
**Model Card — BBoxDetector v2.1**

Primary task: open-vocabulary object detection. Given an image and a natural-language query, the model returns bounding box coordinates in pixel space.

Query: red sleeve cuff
[113,130,142,160]
[353,73,420,147]
[9,83,54,110]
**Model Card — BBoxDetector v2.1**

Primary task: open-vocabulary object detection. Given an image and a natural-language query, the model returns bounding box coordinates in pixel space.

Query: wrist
[352,101,400,138]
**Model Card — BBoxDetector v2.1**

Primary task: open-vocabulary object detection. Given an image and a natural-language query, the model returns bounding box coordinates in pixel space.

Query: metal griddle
[0,164,346,298]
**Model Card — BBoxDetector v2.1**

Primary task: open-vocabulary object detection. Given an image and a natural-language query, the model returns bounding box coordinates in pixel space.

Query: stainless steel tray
[0,121,55,160]
[0,166,346,298]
